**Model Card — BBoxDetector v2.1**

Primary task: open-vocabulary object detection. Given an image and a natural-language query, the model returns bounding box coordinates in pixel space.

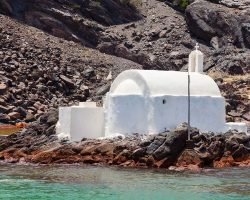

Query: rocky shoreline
[0,110,249,171]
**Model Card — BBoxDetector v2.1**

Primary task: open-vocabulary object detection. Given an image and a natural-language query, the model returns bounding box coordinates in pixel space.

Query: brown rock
[94,142,115,156]
[113,149,131,164]
[0,105,8,113]
[8,112,21,120]
[232,144,250,162]
[0,98,6,106]
[120,160,136,167]
[0,83,7,95]
[80,144,100,156]
[81,155,97,164]
[154,157,172,168]
[176,149,203,167]
[213,155,235,168]
[0,113,10,123]
[33,101,42,110]
[59,75,75,88]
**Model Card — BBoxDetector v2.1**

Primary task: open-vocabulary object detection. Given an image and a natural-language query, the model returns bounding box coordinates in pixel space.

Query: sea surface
[0,163,249,200]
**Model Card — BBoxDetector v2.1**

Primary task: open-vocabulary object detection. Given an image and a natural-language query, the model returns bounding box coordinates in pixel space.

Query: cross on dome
[195,43,199,51]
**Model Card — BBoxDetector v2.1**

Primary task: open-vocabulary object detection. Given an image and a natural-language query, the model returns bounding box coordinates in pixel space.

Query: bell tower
[188,43,204,73]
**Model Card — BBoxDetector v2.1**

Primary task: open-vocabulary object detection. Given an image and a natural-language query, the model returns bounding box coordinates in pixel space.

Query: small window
[162,99,166,104]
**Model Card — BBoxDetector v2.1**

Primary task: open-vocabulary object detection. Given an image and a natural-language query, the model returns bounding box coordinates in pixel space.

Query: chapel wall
[105,94,148,137]
[149,95,226,134]
[70,107,104,141]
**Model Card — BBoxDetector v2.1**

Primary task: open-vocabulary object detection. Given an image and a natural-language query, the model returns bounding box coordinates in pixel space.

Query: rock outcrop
[0,111,249,170]
[186,0,250,48]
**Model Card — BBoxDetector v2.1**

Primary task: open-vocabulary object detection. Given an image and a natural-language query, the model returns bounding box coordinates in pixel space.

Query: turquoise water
[0,163,249,200]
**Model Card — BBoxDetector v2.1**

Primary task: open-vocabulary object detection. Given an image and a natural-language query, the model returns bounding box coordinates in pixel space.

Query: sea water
[0,163,249,200]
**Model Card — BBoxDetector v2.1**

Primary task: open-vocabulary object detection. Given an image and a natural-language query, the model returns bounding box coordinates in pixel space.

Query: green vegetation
[173,0,189,9]
[178,0,189,9]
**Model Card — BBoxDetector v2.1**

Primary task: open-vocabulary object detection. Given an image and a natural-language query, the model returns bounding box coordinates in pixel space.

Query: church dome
[110,70,221,96]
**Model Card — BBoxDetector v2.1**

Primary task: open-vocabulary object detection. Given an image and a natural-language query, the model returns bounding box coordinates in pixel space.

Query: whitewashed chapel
[56,47,247,141]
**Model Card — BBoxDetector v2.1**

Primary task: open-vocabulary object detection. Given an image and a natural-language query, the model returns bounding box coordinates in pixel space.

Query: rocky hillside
[0,0,249,127]
[0,15,141,124]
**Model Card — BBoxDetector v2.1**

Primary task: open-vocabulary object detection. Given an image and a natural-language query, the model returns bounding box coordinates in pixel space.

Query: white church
[56,46,247,141]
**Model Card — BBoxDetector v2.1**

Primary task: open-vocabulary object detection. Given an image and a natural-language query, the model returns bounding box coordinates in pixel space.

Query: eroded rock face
[0,0,142,47]
[186,0,250,48]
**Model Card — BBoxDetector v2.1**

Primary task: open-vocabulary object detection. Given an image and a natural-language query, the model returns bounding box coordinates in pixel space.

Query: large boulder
[242,23,250,48]
[152,126,188,160]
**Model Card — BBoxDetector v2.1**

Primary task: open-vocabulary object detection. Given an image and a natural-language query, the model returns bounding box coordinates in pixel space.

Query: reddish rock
[120,160,136,167]
[113,150,131,164]
[31,151,55,164]
[81,155,102,164]
[80,143,101,156]
[213,156,235,168]
[176,149,203,167]
[94,142,115,156]
[154,156,175,168]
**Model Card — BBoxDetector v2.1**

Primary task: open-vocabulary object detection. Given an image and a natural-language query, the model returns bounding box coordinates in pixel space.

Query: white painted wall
[149,95,226,133]
[105,94,148,136]
[56,107,71,139]
[188,50,204,73]
[57,69,248,141]
[105,70,247,136]
[105,94,227,136]
[79,102,97,107]
[70,107,104,141]
[56,104,104,141]
[110,70,221,96]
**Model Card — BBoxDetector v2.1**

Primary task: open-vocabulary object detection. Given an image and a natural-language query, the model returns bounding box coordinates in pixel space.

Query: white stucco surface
[56,107,71,139]
[105,94,148,136]
[149,95,226,133]
[104,69,247,137]
[188,50,204,73]
[105,94,227,136]
[70,107,104,141]
[110,70,221,96]
[56,103,104,141]
[57,68,248,140]
[79,102,97,107]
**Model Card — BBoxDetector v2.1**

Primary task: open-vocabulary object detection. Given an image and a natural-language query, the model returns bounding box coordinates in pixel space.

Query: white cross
[195,43,199,50]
